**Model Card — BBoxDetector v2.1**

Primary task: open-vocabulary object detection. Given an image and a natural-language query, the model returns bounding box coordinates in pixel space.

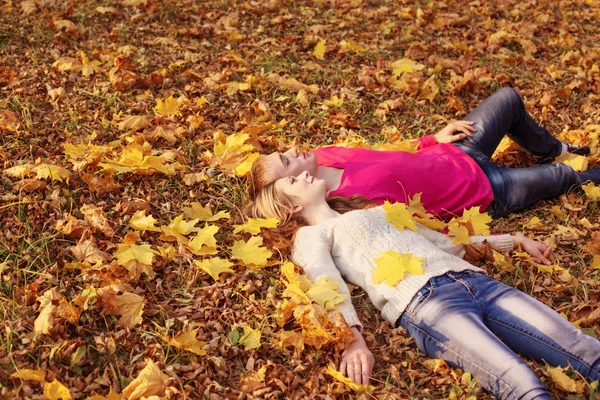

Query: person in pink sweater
[249,88,597,218]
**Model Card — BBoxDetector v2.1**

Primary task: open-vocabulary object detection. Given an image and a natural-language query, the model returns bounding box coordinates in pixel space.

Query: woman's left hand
[434,121,476,144]
[512,235,554,265]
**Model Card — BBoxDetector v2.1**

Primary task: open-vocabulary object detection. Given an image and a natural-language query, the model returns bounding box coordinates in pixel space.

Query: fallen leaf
[164,328,207,356]
[122,359,168,400]
[238,324,261,350]
[195,258,234,281]
[44,379,72,400]
[326,366,374,393]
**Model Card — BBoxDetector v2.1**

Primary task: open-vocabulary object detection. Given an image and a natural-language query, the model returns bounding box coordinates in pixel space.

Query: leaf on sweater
[383,201,418,232]
[447,220,471,245]
[373,251,423,286]
[326,366,375,393]
[460,206,492,235]
[233,217,279,234]
[306,277,345,311]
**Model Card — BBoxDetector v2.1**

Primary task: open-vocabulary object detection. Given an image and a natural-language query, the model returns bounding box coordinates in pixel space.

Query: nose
[296,171,310,180]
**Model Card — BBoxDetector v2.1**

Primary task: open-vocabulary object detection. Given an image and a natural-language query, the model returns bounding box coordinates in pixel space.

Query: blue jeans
[397,270,600,400]
[454,87,582,217]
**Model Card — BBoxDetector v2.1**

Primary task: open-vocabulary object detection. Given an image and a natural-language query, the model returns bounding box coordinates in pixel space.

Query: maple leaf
[447,220,471,245]
[233,217,279,235]
[391,58,425,76]
[164,328,207,356]
[99,286,145,329]
[230,236,272,268]
[281,261,311,292]
[44,379,72,400]
[195,258,234,281]
[233,152,260,177]
[144,124,186,145]
[493,250,512,270]
[114,243,157,280]
[323,95,344,107]
[238,324,261,350]
[592,255,600,269]
[419,75,439,103]
[81,204,115,237]
[154,95,181,117]
[118,115,150,132]
[461,206,492,235]
[373,251,423,286]
[583,182,600,200]
[182,202,230,221]
[122,359,168,400]
[11,368,46,382]
[305,278,345,312]
[382,201,418,232]
[554,153,588,171]
[339,40,364,53]
[546,366,586,393]
[326,366,375,393]
[313,39,326,60]
[187,224,219,255]
[277,330,305,353]
[167,215,199,235]
[129,210,161,232]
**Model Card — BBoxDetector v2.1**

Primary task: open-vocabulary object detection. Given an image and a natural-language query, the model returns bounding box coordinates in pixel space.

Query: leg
[455,87,563,160]
[465,272,600,382]
[398,274,551,400]
[478,159,581,217]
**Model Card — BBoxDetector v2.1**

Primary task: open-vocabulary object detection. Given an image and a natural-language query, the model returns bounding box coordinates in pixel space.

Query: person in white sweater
[248,170,600,400]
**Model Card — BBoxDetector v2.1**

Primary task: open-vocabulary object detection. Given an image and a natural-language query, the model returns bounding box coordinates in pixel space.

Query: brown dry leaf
[0,109,20,131]
[80,204,115,237]
[70,236,110,263]
[99,285,145,329]
[122,359,168,400]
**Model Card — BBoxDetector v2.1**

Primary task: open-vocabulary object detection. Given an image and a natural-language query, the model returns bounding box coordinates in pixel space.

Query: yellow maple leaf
[339,40,364,53]
[554,153,588,172]
[167,215,199,235]
[326,366,375,393]
[99,286,145,329]
[583,182,600,200]
[234,152,260,177]
[323,95,344,107]
[122,359,168,400]
[238,325,261,350]
[546,366,586,393]
[187,224,219,256]
[306,277,345,311]
[154,95,181,117]
[195,258,234,281]
[525,216,541,227]
[233,217,279,235]
[117,115,150,132]
[391,58,425,76]
[382,201,418,232]
[461,206,492,235]
[182,202,231,221]
[414,215,447,231]
[313,39,326,60]
[129,210,161,232]
[11,368,46,382]
[592,255,600,269]
[114,243,157,266]
[281,261,311,292]
[164,328,207,356]
[33,164,71,182]
[493,250,511,270]
[419,75,439,103]
[447,220,471,245]
[230,236,272,268]
[144,124,185,145]
[373,251,423,286]
[44,379,72,400]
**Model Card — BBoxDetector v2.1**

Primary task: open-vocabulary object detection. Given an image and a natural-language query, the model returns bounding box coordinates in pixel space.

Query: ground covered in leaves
[1,0,600,399]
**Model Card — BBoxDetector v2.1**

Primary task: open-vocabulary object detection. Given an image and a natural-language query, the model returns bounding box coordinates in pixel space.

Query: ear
[292,204,303,214]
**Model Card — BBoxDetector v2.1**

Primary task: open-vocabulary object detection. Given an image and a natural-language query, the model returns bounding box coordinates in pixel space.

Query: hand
[434,120,476,144]
[340,327,375,385]
[512,235,553,265]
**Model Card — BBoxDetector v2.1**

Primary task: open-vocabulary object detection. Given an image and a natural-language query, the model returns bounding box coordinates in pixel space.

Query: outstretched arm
[340,327,375,386]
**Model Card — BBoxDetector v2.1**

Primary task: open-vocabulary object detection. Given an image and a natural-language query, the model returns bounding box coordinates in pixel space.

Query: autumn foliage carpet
[1,0,600,399]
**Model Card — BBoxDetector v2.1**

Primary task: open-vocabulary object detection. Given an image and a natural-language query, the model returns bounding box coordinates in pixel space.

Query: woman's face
[275,171,327,209]
[262,147,318,183]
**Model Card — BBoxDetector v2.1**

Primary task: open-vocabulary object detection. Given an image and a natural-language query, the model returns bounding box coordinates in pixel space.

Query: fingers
[449,133,468,143]
[361,357,370,385]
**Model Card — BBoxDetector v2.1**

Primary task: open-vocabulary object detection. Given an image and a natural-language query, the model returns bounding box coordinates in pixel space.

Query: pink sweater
[313,136,494,219]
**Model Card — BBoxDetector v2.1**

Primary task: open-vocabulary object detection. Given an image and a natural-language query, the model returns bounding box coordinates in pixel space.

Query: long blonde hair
[245,182,375,255]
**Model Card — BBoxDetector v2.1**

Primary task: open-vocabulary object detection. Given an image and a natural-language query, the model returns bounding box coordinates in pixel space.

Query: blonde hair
[248,154,272,199]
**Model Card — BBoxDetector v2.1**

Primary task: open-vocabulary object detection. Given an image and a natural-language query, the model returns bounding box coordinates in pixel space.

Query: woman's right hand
[340,327,375,385]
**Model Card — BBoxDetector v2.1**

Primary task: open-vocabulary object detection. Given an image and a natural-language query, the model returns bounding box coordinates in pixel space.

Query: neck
[315,165,344,194]
[301,202,341,225]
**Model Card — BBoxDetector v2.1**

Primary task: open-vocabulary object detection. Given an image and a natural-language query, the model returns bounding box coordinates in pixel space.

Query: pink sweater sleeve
[415,135,437,149]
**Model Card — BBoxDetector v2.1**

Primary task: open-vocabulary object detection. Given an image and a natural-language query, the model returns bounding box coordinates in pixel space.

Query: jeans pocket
[407,286,433,320]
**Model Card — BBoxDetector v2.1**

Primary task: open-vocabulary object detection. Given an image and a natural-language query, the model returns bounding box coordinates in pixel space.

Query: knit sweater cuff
[487,234,514,253]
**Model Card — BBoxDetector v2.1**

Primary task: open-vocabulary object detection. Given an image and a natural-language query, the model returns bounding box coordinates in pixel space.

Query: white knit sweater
[291,207,514,329]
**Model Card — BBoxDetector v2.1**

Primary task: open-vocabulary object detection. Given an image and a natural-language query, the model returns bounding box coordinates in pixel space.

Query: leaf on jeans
[326,365,374,393]
[554,153,588,172]
[373,250,423,286]
[546,366,585,393]
[383,201,418,232]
